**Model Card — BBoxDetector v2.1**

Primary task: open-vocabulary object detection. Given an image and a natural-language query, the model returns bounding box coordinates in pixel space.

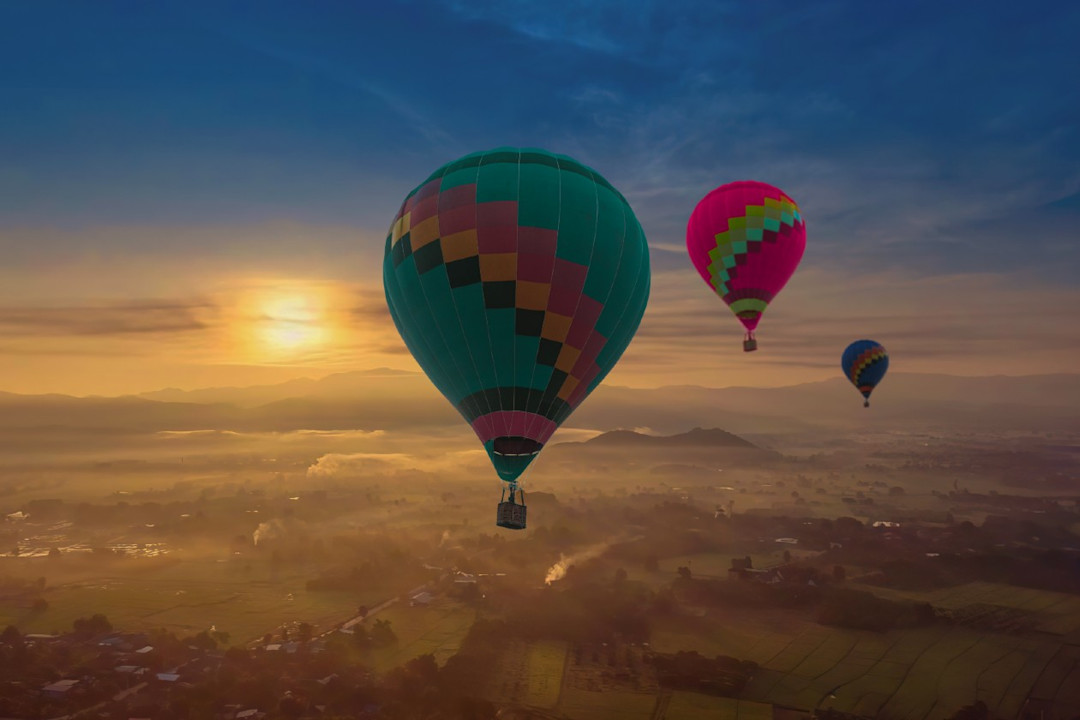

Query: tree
[47,547,61,560]
[188,631,217,651]
[0,626,20,645]
[833,565,846,582]
[357,605,368,619]
[31,597,48,612]
[73,613,111,637]
[298,622,313,643]
[677,566,692,580]
[783,550,792,563]
[370,619,396,647]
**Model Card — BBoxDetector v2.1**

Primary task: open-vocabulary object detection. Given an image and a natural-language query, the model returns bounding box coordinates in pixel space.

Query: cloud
[611,267,1080,387]
[0,300,216,337]
[306,452,419,478]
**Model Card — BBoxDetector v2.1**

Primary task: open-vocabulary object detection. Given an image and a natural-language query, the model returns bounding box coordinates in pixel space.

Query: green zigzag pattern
[706,201,802,296]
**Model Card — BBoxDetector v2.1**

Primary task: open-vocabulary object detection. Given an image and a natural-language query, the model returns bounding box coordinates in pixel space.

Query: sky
[1,0,1078,396]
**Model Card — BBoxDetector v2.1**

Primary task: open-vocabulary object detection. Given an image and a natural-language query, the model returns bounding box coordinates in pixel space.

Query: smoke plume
[253,519,287,546]
[544,542,614,585]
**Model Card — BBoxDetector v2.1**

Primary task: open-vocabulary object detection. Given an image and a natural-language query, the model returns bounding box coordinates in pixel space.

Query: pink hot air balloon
[686,181,806,351]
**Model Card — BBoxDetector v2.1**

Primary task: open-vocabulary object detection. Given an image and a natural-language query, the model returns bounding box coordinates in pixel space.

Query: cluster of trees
[672,573,937,632]
[816,589,935,632]
[649,650,758,696]
[162,646,495,719]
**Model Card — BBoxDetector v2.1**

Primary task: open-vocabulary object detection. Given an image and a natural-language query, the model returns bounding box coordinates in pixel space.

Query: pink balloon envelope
[686,181,806,351]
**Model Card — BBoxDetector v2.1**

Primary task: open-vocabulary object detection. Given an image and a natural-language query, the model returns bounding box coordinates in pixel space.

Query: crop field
[0,559,385,643]
[853,581,1080,637]
[662,692,773,720]
[524,640,568,708]
[366,599,476,671]
[652,608,1077,719]
[559,686,657,720]
[480,639,568,708]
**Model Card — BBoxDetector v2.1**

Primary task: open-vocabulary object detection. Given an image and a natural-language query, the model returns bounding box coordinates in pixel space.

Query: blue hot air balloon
[841,340,889,407]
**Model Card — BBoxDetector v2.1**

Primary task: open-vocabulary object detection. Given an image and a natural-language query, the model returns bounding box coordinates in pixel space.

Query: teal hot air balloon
[383,148,650,529]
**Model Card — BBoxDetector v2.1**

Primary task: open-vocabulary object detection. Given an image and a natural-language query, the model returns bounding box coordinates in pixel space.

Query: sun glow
[255,290,329,356]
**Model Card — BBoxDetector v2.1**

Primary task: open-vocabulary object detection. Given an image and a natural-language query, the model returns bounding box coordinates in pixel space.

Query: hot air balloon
[383,148,650,529]
[686,181,806,351]
[841,340,889,407]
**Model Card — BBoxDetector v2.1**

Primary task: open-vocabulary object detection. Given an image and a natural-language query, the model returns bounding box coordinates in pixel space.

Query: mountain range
[0,370,1077,437]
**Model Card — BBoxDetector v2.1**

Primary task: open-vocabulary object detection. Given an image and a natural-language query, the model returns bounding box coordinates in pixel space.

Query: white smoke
[543,535,645,584]
[544,542,614,585]
[253,519,287,546]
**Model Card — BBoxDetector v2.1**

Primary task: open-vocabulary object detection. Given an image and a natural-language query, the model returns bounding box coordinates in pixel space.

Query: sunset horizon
[1,3,1077,719]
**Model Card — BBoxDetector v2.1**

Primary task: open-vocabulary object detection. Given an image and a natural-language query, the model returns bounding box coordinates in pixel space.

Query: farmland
[366,598,476,670]
[650,602,1079,719]
[662,693,773,720]
[0,557,388,643]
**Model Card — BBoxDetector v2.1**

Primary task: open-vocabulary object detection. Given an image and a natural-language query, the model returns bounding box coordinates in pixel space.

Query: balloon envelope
[686,181,806,339]
[383,148,650,483]
[841,339,889,406]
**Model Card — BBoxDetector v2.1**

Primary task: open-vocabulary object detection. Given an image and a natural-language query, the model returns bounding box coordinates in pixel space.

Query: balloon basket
[743,338,758,352]
[496,487,527,530]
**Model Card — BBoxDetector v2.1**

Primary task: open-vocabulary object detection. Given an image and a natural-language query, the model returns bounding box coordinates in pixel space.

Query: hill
[0,373,1075,438]
[567,427,758,450]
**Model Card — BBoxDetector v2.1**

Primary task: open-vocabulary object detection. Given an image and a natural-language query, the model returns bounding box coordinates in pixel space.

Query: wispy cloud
[609,267,1080,387]
[0,300,216,337]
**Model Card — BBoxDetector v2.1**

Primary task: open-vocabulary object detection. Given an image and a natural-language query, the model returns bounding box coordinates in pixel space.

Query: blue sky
[1,0,1078,393]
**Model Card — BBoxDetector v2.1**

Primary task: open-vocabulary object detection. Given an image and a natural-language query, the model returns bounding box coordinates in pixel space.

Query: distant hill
[541,427,772,476]
[0,372,1076,437]
[569,427,758,450]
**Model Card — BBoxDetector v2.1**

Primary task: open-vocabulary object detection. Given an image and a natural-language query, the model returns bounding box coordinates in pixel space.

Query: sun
[258,292,328,355]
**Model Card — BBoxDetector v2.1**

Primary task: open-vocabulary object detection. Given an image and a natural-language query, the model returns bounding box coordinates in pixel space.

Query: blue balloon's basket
[496,487,527,530]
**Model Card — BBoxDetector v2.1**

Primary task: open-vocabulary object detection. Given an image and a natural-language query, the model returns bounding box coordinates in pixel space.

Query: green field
[480,639,567,708]
[560,686,657,720]
[663,693,773,720]
[524,640,568,708]
[366,598,476,671]
[852,580,1080,636]
[0,558,385,644]
[652,606,1076,719]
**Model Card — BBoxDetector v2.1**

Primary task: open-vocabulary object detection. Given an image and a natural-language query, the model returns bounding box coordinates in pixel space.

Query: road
[247,581,433,648]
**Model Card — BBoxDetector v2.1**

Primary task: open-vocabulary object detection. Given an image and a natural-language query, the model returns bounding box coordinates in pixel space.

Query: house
[42,679,79,699]
[236,709,265,719]
[410,591,433,606]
